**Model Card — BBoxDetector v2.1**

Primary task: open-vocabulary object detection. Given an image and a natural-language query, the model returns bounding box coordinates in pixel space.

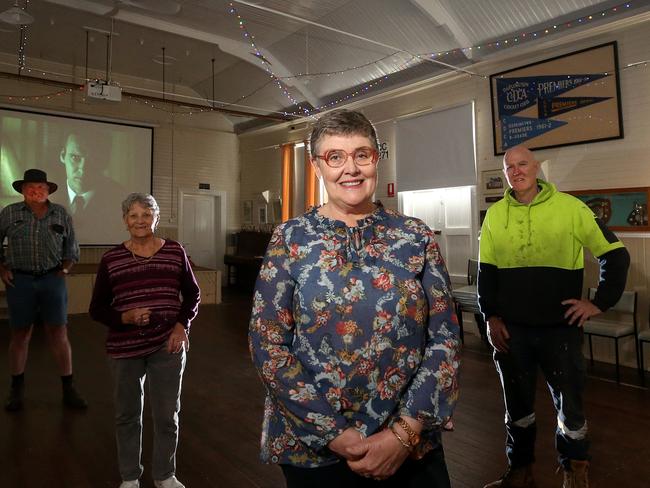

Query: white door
[181,194,218,269]
[400,186,475,283]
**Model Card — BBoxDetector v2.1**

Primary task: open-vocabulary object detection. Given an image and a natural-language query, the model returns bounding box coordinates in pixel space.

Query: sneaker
[4,385,24,412]
[62,384,88,409]
[154,476,185,488]
[119,481,140,488]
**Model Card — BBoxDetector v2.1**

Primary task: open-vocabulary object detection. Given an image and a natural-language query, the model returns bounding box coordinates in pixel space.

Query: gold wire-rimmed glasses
[313,147,379,168]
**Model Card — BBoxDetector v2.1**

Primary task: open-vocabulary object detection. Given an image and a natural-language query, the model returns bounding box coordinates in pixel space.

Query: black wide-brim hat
[12,168,58,194]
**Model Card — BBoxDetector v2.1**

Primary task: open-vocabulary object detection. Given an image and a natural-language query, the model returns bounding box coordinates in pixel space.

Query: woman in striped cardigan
[90,193,200,488]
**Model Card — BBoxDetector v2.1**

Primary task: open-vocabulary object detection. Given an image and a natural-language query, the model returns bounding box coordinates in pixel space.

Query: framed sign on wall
[482,169,506,196]
[490,41,623,155]
[242,200,253,224]
[258,206,267,225]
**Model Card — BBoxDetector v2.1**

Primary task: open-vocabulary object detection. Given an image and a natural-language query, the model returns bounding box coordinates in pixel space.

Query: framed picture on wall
[568,187,650,232]
[485,195,503,203]
[482,169,506,196]
[242,200,253,224]
[489,41,623,155]
[270,199,282,223]
[258,206,267,225]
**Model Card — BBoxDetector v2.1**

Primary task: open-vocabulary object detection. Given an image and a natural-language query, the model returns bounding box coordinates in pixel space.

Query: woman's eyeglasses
[313,147,379,168]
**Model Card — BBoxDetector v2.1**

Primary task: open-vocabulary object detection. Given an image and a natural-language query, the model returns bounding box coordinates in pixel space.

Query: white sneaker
[119,481,140,488]
[154,476,185,488]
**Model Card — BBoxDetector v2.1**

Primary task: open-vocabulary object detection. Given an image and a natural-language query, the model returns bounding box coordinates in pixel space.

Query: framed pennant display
[489,42,623,155]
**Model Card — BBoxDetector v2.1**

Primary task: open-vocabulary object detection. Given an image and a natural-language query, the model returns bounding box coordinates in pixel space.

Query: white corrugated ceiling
[0,0,648,130]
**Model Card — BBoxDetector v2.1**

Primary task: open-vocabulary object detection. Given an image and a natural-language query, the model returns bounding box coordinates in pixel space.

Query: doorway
[400,185,476,283]
[178,189,227,272]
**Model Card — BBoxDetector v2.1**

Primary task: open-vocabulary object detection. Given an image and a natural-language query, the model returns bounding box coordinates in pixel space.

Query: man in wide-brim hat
[0,168,87,411]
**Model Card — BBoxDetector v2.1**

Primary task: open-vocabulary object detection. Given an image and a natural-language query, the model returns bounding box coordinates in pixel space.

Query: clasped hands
[121,307,189,353]
[122,307,152,327]
[328,421,417,481]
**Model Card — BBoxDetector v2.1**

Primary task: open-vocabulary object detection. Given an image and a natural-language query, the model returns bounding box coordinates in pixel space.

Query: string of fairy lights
[18,25,27,72]
[226,3,309,116]
[425,3,636,59]
[2,59,647,120]
[223,50,410,111]
[1,87,75,101]
[0,0,648,119]
[16,0,31,72]
[227,2,426,117]
[225,0,640,116]
[0,61,294,119]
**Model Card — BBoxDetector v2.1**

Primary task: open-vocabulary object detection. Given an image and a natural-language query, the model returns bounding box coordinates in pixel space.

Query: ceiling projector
[85,80,122,102]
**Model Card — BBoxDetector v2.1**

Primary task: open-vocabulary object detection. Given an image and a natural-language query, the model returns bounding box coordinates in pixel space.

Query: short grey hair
[309,109,378,157]
[121,192,160,218]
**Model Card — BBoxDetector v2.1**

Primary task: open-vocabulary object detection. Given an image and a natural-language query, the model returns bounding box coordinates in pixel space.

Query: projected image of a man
[59,132,125,223]
[60,134,91,195]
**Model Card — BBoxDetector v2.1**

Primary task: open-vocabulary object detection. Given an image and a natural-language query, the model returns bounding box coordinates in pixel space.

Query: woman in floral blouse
[249,109,461,487]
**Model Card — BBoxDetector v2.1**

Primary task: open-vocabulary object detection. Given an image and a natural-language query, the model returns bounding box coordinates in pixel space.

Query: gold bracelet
[395,417,420,448]
[389,424,412,451]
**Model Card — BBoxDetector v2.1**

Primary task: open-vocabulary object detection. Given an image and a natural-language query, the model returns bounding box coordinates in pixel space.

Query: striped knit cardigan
[89,239,200,359]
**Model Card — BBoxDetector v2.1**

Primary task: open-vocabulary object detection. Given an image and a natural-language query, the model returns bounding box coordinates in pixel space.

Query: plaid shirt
[0,201,79,273]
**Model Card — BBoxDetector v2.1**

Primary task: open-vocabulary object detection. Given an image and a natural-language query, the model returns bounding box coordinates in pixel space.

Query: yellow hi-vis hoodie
[478,179,628,326]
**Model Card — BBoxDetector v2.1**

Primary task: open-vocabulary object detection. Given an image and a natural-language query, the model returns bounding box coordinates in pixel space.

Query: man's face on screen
[60,135,92,194]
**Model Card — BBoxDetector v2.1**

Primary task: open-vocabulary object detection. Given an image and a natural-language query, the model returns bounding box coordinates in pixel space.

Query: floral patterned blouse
[249,205,461,467]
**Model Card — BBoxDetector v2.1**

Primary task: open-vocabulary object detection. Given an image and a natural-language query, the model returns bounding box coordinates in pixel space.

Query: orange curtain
[281,143,294,222]
[303,143,318,210]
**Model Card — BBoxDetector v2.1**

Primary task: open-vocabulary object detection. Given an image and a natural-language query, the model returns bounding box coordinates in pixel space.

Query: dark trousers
[281,445,450,488]
[493,324,589,469]
[110,347,186,482]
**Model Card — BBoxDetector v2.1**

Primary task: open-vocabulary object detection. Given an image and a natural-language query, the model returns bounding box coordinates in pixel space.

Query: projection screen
[0,108,153,245]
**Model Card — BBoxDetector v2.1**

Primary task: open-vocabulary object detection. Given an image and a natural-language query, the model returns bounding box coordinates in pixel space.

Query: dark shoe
[484,465,537,488]
[63,384,88,409]
[4,385,24,412]
[561,460,589,488]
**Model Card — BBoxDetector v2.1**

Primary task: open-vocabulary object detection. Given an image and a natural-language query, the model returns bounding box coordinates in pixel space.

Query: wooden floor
[1,289,649,488]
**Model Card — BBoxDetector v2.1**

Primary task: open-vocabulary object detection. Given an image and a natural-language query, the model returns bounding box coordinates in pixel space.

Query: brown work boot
[484,465,537,488]
[562,460,589,488]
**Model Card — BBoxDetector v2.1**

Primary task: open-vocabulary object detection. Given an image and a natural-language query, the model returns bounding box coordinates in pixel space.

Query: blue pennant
[496,74,609,116]
[538,96,611,119]
[501,116,567,149]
